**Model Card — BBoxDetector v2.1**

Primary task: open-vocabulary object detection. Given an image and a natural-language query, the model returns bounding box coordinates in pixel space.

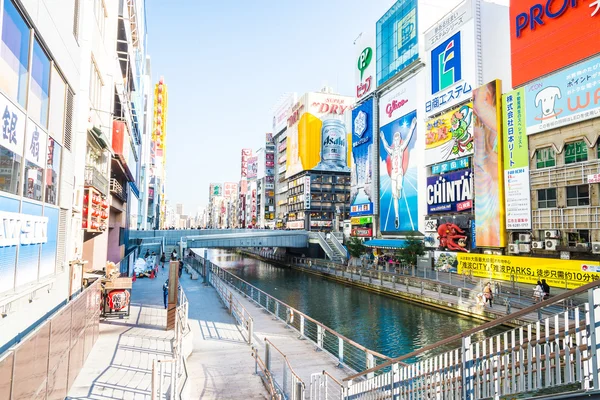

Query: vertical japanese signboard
[502,87,531,230]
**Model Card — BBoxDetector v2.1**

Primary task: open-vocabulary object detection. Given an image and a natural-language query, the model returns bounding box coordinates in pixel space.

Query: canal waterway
[204,249,506,360]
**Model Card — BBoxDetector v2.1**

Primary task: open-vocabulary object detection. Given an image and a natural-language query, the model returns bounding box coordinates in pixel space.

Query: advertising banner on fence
[379,76,419,233]
[424,1,476,116]
[425,103,474,166]
[473,80,506,247]
[351,98,375,217]
[285,92,353,179]
[524,56,600,135]
[426,169,473,214]
[376,0,419,87]
[457,253,600,289]
[355,28,376,99]
[509,0,600,88]
[502,87,531,230]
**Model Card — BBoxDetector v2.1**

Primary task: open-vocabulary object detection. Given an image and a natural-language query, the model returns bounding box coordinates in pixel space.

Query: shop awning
[363,239,408,249]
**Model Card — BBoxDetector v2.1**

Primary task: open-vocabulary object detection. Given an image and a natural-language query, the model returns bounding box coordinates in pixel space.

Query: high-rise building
[176,203,184,215]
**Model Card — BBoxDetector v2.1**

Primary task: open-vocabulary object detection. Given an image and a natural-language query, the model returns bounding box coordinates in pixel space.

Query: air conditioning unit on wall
[592,242,600,254]
[518,234,531,243]
[519,244,531,253]
[545,239,560,250]
[545,230,560,239]
[508,244,520,254]
[531,241,545,250]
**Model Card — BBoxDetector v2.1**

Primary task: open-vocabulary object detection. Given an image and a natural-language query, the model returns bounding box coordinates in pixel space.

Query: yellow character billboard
[457,253,600,289]
[286,92,353,179]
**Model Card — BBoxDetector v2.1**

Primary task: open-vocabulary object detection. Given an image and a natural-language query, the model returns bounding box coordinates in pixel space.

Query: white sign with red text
[379,75,419,127]
[272,93,297,135]
[354,28,376,100]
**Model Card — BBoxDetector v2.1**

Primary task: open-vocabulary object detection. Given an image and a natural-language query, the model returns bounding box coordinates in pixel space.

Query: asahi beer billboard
[379,76,419,233]
[351,98,375,216]
[285,92,353,179]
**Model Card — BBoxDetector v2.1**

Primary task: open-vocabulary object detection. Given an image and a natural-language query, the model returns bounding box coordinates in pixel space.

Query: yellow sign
[457,253,600,289]
[351,217,361,225]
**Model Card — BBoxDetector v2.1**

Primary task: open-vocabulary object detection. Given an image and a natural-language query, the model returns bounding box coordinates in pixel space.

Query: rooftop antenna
[353,32,363,45]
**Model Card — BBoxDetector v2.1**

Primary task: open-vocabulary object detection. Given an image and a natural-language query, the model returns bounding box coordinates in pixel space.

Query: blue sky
[145,0,506,215]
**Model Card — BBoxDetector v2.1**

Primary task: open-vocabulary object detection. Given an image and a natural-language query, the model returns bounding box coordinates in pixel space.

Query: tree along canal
[205,249,506,361]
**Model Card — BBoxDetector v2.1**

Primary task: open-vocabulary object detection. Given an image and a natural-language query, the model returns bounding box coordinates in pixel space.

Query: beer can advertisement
[285,92,353,179]
[457,253,600,290]
[351,98,375,217]
[378,76,419,233]
[426,169,473,214]
[472,80,506,247]
[424,103,474,166]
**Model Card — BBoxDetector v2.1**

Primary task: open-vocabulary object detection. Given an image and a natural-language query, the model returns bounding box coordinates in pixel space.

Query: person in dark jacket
[541,279,550,299]
[160,252,166,269]
[178,258,183,278]
[162,280,169,309]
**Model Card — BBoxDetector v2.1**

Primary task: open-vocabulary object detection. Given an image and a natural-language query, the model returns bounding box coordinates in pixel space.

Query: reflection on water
[205,249,506,360]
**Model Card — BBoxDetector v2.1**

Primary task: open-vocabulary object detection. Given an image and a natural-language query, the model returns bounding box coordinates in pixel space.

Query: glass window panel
[48,66,66,139]
[29,39,50,127]
[23,160,43,201]
[567,186,577,198]
[538,189,546,201]
[0,146,21,194]
[0,0,30,106]
[45,137,60,204]
[547,188,556,200]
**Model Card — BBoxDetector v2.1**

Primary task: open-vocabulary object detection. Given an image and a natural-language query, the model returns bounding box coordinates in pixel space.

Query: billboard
[209,183,222,197]
[473,80,506,247]
[431,156,469,175]
[510,0,600,88]
[241,148,252,178]
[351,98,375,217]
[272,93,297,134]
[355,28,376,99]
[376,0,419,87]
[426,169,473,214]
[223,182,238,199]
[247,156,258,179]
[379,76,419,233]
[524,56,600,134]
[424,103,474,166]
[457,253,600,290]
[424,3,476,116]
[503,88,531,230]
[285,92,353,179]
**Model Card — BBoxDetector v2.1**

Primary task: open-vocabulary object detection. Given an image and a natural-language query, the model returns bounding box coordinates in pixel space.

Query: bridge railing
[342,279,600,400]
[202,258,391,376]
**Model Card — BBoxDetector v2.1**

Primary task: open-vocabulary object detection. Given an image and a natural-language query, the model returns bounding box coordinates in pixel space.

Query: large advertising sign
[351,98,375,217]
[431,156,469,175]
[510,0,600,88]
[524,56,600,134]
[247,156,258,179]
[241,148,252,178]
[272,93,297,135]
[424,1,476,116]
[223,182,238,199]
[209,183,222,197]
[426,169,473,214]
[457,253,600,290]
[473,80,506,247]
[379,76,419,233]
[376,0,419,87]
[0,92,26,156]
[354,29,376,99]
[503,88,531,230]
[424,103,474,166]
[285,92,353,179]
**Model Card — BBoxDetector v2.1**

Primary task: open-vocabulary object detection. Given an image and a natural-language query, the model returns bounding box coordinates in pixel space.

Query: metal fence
[203,258,390,376]
[310,370,346,400]
[260,338,305,400]
[210,269,254,344]
[0,280,101,400]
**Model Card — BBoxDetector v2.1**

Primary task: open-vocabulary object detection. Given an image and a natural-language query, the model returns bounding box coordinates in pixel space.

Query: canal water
[205,249,506,360]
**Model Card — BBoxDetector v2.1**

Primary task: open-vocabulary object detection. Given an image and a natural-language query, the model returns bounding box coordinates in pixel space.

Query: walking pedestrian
[178,258,183,278]
[144,249,150,259]
[541,279,550,300]
[533,280,545,303]
[483,282,494,307]
[163,279,169,309]
[160,252,166,269]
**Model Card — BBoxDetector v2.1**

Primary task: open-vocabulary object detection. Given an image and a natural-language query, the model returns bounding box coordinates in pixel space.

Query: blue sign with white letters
[431,156,470,175]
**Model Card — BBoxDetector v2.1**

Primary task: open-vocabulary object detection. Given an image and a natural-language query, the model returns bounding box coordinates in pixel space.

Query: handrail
[264,338,305,386]
[213,262,389,361]
[311,232,336,261]
[344,276,600,381]
[328,234,346,257]
[253,347,280,399]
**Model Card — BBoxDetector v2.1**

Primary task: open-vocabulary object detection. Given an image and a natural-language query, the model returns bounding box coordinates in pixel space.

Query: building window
[24,160,43,201]
[48,66,67,139]
[94,0,106,37]
[89,59,102,110]
[536,148,555,169]
[566,185,589,207]
[0,0,30,106]
[565,141,587,164]
[29,39,51,127]
[537,188,557,209]
[45,137,61,204]
[0,147,21,194]
[567,230,590,247]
